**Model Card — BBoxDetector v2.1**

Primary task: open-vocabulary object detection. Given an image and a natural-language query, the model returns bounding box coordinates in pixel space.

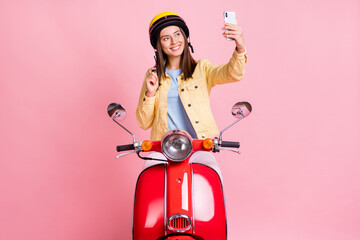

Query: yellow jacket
[136,49,247,141]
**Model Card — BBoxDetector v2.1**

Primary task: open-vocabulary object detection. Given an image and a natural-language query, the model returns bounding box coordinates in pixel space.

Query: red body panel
[133,164,166,240]
[192,163,227,239]
[166,161,193,234]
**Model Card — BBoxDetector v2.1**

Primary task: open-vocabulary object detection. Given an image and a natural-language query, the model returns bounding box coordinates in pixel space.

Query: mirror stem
[112,117,136,143]
[219,115,244,141]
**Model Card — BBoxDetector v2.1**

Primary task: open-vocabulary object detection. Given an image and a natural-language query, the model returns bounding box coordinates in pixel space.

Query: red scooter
[107,101,252,240]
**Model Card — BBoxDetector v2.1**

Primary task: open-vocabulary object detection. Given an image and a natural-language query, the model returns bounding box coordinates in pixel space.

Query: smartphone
[224,11,237,40]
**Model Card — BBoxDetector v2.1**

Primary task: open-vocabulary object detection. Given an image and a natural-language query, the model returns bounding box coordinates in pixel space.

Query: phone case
[224,11,236,40]
[224,11,236,24]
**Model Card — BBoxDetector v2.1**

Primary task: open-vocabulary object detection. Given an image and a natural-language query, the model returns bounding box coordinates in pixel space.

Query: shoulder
[188,59,212,80]
[194,58,212,72]
[196,58,211,66]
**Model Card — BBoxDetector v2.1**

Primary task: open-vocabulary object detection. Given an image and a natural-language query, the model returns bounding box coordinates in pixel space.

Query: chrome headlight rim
[161,130,193,162]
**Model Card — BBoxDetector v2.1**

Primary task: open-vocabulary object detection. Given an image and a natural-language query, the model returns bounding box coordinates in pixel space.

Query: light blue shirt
[166,68,197,139]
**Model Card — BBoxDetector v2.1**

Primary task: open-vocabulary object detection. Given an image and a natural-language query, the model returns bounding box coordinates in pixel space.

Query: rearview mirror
[107,103,126,121]
[231,101,252,119]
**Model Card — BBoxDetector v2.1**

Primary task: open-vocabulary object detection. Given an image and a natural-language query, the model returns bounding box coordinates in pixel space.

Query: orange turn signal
[202,138,214,150]
[141,140,152,151]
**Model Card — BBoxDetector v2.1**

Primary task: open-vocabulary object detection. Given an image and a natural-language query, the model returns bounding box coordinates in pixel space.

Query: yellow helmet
[148,12,190,50]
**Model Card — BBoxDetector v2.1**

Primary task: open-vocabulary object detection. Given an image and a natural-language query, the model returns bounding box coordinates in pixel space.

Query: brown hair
[155,28,197,81]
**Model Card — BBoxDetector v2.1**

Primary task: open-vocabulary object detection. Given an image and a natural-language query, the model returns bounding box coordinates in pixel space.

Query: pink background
[1,0,359,239]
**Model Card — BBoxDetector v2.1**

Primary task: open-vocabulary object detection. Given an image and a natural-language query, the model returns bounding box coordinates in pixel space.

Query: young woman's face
[159,25,185,58]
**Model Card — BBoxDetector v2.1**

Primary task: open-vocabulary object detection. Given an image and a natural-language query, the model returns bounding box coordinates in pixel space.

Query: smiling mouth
[170,45,181,51]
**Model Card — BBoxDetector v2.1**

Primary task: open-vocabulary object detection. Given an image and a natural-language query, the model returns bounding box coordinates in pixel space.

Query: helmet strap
[153,49,158,63]
[188,36,194,53]
[188,42,194,53]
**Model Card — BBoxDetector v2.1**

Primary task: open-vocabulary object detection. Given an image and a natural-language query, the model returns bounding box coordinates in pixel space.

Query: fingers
[223,23,243,40]
[223,30,242,40]
[148,67,157,75]
[147,67,157,78]
[149,77,157,86]
[223,23,242,33]
[146,68,158,87]
[148,74,158,86]
[223,31,241,39]
[223,22,241,30]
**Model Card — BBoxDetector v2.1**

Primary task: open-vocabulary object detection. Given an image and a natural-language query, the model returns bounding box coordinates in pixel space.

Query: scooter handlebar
[116,144,135,152]
[221,141,240,148]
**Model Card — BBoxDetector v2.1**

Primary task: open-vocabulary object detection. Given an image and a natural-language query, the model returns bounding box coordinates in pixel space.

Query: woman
[136,12,247,174]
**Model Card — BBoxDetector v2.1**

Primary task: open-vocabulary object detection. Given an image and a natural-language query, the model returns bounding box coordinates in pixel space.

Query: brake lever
[116,150,137,159]
[218,147,241,155]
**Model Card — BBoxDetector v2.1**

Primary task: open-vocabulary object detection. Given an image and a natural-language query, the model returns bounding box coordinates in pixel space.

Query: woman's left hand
[223,23,246,54]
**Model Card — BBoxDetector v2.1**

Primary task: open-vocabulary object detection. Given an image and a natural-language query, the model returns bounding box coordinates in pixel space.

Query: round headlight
[161,130,193,162]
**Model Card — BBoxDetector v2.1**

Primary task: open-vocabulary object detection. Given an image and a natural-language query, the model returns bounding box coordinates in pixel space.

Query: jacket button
[201,135,206,138]
[181,77,184,80]
[143,98,146,101]
[195,120,199,123]
[181,88,184,92]
[188,104,191,107]
[195,85,198,89]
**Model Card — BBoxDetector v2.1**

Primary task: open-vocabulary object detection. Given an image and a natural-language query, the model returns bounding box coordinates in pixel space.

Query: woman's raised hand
[145,67,159,97]
[223,22,246,54]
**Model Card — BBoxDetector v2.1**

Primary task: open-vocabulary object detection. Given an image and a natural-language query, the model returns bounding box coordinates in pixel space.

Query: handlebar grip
[221,141,240,148]
[116,144,135,152]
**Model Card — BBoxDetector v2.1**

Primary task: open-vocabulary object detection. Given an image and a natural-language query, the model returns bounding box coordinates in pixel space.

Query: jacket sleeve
[203,49,247,89]
[136,73,156,130]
